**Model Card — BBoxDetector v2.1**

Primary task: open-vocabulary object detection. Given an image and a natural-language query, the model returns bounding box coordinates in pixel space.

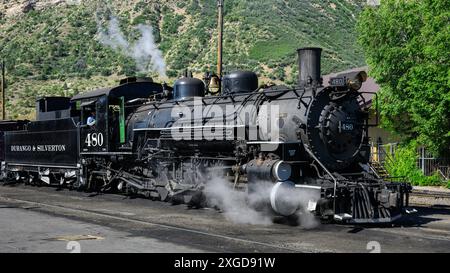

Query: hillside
[0,0,366,119]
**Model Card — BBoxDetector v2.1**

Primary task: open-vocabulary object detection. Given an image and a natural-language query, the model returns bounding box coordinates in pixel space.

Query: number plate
[341,123,354,131]
[85,132,104,147]
[329,77,346,86]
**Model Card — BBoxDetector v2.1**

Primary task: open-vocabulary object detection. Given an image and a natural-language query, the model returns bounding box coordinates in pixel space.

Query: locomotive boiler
[0,48,411,224]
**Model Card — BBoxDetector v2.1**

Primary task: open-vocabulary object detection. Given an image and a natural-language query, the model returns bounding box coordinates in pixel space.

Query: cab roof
[71,79,163,102]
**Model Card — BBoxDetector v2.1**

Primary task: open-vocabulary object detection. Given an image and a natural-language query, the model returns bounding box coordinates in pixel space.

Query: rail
[410,189,450,199]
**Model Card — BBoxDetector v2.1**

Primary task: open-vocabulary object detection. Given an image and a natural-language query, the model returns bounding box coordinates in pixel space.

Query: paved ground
[0,184,450,253]
[0,208,204,253]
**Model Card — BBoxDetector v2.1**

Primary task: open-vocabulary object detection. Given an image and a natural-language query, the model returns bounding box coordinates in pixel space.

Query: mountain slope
[0,0,366,119]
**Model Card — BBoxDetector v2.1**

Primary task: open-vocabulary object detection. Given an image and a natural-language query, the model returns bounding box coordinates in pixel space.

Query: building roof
[322,66,380,106]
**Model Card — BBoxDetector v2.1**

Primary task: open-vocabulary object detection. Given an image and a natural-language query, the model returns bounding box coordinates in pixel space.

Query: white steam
[98,17,128,50]
[204,176,273,226]
[97,16,167,78]
[294,198,320,229]
[203,174,320,229]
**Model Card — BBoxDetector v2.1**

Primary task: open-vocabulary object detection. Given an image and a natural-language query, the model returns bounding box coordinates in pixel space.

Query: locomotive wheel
[187,191,206,209]
[272,214,300,226]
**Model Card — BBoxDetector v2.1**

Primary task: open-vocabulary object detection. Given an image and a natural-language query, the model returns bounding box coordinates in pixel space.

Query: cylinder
[270,181,300,216]
[297,47,322,87]
[245,159,291,182]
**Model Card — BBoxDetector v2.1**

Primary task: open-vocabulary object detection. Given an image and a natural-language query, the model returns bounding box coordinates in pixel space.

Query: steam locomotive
[0,48,411,224]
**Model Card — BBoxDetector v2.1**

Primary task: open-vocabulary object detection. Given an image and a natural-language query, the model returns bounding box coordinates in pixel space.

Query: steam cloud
[204,176,273,226]
[97,16,167,78]
[203,174,319,229]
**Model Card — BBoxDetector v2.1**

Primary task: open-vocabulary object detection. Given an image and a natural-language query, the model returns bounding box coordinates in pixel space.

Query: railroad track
[410,190,450,199]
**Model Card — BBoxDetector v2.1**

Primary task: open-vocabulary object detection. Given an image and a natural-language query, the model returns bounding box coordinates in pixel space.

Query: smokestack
[297,47,322,87]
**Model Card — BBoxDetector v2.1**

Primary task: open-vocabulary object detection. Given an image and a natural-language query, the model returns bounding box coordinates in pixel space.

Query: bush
[357,0,450,157]
[384,141,445,186]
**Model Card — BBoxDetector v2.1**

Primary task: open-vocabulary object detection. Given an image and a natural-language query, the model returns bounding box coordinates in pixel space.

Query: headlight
[347,79,363,90]
[329,71,368,91]
[346,71,368,91]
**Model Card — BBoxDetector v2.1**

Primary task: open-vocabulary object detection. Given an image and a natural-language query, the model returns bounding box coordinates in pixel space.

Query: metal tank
[222,71,259,94]
[173,77,205,101]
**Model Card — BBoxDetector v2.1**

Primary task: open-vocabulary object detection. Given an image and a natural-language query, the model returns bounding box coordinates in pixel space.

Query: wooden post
[0,60,5,120]
[217,0,224,78]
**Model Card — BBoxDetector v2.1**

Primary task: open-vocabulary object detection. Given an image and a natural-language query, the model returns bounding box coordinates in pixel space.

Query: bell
[209,75,221,94]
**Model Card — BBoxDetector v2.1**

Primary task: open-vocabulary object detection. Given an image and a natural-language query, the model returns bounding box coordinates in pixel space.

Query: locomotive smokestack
[297,47,322,87]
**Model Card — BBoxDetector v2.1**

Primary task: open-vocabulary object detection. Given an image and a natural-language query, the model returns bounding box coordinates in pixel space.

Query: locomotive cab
[79,95,109,153]
[71,78,164,155]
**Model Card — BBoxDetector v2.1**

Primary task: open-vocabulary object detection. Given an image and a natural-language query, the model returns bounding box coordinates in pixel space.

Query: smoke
[97,16,167,78]
[294,197,320,230]
[296,208,319,229]
[132,24,167,77]
[98,17,128,51]
[204,176,273,226]
[203,173,320,229]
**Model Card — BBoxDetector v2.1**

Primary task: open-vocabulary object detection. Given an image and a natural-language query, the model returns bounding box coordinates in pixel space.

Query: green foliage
[0,0,366,119]
[249,38,297,62]
[385,142,444,186]
[357,0,450,157]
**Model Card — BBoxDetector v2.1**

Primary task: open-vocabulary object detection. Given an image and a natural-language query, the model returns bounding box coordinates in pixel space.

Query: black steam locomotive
[0,48,411,224]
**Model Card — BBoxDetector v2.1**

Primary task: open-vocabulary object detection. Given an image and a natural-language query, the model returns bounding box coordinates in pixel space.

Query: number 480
[85,133,104,147]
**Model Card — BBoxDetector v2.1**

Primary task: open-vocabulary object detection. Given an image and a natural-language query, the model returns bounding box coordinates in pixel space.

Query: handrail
[367,163,381,179]
[438,168,449,181]
[304,146,338,214]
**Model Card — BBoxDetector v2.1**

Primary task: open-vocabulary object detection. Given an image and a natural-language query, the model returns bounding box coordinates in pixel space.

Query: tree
[357,0,450,156]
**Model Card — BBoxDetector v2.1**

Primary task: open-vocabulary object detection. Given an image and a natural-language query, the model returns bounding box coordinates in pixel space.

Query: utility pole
[0,60,5,120]
[367,0,380,6]
[217,0,224,78]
